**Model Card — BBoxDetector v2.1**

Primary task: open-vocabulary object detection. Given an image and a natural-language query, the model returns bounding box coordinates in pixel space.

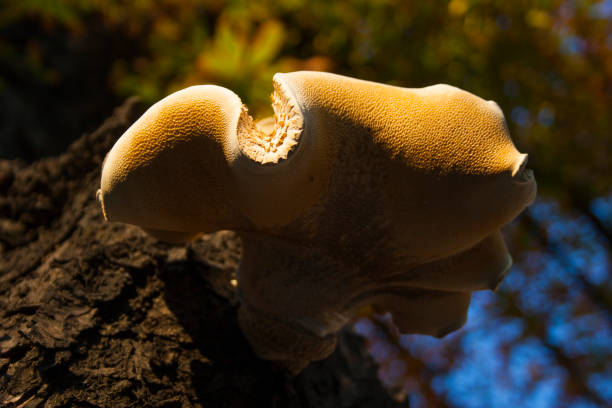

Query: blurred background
[1,0,610,406]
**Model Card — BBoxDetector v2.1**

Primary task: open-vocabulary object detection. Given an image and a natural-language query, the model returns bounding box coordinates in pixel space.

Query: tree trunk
[0,99,407,408]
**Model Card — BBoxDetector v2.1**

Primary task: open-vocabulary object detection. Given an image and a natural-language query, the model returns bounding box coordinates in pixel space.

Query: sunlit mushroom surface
[98,71,536,372]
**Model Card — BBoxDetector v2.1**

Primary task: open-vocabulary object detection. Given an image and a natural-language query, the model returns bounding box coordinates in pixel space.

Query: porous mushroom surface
[98,71,537,373]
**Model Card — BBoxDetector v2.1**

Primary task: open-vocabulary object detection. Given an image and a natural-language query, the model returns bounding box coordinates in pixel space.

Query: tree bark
[0,99,407,408]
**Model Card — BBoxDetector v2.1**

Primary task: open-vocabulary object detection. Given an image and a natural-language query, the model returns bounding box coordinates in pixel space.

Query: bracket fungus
[98,71,536,373]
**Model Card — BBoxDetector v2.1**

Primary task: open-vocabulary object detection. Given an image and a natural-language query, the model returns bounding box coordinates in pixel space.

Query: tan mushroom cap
[272,71,536,259]
[98,85,246,235]
[98,79,332,234]
[98,71,536,373]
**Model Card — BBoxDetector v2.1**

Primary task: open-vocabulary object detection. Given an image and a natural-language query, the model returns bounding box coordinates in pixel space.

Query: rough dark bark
[0,99,407,408]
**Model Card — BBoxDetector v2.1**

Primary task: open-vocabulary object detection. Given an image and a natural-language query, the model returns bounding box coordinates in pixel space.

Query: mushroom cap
[98,71,537,372]
[98,79,332,234]
[98,85,247,235]
[99,72,535,250]
[273,71,536,259]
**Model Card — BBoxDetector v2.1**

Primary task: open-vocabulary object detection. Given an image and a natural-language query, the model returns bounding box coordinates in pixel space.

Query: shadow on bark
[0,98,407,407]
